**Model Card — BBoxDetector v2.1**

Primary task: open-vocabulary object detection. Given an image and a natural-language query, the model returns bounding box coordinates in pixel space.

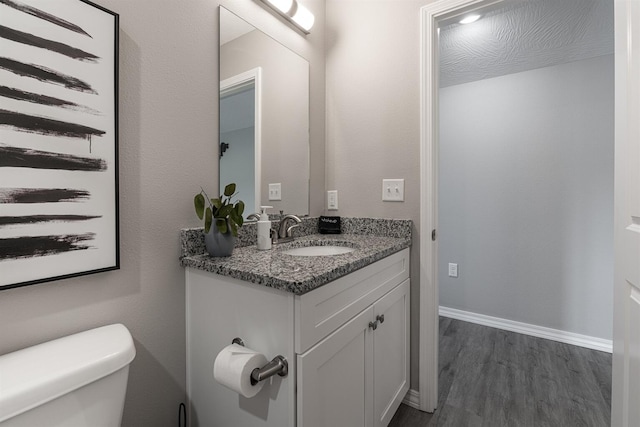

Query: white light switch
[382,179,405,202]
[268,183,282,201]
[448,263,458,278]
[327,190,338,210]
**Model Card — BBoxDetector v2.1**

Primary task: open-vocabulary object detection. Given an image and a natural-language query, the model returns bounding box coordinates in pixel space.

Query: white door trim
[419,0,517,412]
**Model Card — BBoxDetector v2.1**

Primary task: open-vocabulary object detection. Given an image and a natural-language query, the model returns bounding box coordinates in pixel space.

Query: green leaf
[216,218,228,234]
[211,198,222,209]
[218,204,233,218]
[229,220,238,237]
[224,183,236,197]
[229,210,242,228]
[204,207,212,233]
[235,200,245,216]
[194,193,205,220]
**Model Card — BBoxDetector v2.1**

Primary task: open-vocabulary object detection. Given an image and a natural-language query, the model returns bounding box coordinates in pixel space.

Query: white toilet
[0,323,136,427]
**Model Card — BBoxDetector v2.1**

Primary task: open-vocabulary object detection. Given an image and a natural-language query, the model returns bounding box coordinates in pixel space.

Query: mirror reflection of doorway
[220,68,261,218]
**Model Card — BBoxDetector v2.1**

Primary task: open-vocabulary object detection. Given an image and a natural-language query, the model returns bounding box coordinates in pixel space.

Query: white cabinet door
[373,279,410,427]
[297,306,374,427]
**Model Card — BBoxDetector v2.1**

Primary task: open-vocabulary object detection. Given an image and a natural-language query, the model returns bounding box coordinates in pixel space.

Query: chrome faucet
[275,211,301,243]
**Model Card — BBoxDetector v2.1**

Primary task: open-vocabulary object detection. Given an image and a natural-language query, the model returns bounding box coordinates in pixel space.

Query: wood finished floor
[389,317,612,427]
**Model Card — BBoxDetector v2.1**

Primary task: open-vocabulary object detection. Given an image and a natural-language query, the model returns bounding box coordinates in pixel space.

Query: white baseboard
[402,388,421,410]
[439,306,613,353]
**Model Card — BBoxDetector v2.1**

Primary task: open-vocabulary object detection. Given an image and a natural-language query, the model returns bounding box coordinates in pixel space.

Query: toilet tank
[0,324,136,427]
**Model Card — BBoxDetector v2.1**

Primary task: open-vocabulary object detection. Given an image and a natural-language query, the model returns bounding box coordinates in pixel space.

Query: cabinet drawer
[295,248,409,354]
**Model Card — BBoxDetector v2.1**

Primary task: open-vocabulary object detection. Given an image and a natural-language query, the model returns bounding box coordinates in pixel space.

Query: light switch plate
[327,190,338,210]
[268,183,282,201]
[382,179,405,202]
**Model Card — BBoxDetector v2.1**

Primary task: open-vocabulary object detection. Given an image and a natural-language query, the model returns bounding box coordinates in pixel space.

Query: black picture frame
[0,0,120,290]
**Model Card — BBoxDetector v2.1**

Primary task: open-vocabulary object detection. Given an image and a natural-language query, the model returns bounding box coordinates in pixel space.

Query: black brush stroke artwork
[0,145,107,171]
[0,57,96,93]
[0,215,100,226]
[0,25,99,62]
[0,86,99,114]
[0,109,105,140]
[0,233,95,261]
[0,188,90,203]
[0,0,91,38]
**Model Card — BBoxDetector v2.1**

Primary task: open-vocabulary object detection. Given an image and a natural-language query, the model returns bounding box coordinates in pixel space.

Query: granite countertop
[180,218,412,295]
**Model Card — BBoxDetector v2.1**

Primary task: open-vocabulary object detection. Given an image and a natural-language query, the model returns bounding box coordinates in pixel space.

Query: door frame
[419,0,504,412]
[419,0,624,415]
[612,1,640,425]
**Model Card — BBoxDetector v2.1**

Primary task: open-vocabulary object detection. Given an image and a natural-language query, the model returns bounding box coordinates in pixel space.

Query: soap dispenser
[257,206,272,250]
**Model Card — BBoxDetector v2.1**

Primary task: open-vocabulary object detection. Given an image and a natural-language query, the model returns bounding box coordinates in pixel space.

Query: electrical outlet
[268,183,282,201]
[382,179,405,202]
[327,190,338,210]
[448,263,458,278]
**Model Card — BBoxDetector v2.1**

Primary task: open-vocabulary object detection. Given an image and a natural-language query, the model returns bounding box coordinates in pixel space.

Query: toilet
[0,324,136,427]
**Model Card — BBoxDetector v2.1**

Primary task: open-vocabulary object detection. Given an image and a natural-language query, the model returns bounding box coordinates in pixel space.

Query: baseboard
[402,388,421,410]
[439,306,613,353]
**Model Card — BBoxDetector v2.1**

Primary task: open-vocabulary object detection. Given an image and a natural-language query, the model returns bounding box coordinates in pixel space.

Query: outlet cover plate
[382,179,405,202]
[448,263,458,278]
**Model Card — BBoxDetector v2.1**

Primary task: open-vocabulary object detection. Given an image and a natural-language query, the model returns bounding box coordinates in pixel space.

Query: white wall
[438,55,614,339]
[0,1,325,425]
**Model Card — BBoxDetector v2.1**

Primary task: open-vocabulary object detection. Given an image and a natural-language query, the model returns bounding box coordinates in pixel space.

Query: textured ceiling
[439,0,613,87]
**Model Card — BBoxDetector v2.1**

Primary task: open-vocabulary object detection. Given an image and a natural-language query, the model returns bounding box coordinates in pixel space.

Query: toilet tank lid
[0,323,136,423]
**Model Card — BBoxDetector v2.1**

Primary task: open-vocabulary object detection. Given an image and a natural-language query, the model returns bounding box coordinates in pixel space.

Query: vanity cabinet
[185,248,409,427]
[297,279,409,427]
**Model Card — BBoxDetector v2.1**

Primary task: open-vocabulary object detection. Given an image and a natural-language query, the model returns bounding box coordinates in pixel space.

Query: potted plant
[194,183,245,257]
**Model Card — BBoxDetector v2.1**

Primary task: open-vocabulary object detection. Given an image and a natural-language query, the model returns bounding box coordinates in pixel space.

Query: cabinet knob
[368,321,378,330]
[376,314,385,324]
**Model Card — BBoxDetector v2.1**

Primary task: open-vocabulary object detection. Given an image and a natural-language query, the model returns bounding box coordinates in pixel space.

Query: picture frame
[0,0,119,290]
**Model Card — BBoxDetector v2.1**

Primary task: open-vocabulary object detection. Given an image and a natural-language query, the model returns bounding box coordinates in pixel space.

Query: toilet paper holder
[232,337,288,385]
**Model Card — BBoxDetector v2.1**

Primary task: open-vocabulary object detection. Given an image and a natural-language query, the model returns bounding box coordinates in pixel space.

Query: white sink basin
[283,245,356,256]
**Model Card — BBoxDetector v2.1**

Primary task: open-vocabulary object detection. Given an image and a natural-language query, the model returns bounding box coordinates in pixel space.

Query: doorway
[419,0,613,414]
[219,68,262,218]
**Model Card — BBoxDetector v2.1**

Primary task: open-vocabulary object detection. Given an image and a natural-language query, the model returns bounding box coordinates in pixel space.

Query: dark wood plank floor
[389,317,612,427]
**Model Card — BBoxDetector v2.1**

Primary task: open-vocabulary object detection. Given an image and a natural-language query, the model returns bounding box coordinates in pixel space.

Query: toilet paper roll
[213,343,269,398]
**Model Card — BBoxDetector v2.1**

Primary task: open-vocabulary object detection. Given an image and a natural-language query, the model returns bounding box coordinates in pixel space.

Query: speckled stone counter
[179,218,412,295]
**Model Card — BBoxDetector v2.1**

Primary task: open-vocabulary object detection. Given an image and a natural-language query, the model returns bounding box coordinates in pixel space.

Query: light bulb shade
[266,0,294,14]
[291,2,314,32]
[260,0,314,34]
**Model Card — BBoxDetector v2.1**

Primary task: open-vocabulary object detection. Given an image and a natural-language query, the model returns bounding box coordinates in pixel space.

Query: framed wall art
[0,0,119,290]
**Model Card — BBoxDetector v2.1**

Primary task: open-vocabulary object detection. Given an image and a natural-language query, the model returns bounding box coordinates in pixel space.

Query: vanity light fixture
[459,14,481,24]
[265,0,293,14]
[260,0,315,34]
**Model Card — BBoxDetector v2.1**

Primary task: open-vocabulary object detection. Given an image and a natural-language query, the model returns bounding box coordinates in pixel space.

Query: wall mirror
[219,6,310,219]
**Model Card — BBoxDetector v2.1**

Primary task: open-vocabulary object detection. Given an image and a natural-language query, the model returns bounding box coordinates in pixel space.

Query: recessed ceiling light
[460,14,481,24]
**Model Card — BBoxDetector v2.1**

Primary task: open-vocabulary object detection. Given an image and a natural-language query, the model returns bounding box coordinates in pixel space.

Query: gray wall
[220,126,256,215]
[0,1,325,425]
[325,0,434,390]
[438,55,614,339]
